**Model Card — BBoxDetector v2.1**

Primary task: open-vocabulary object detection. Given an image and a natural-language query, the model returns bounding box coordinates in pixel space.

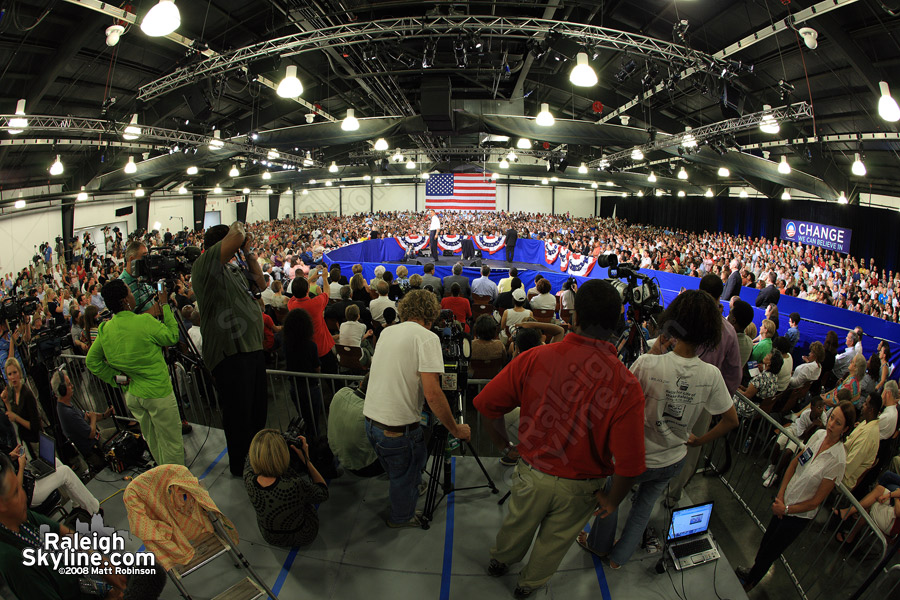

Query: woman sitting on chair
[738,352,783,402]
[244,429,328,548]
[824,353,865,408]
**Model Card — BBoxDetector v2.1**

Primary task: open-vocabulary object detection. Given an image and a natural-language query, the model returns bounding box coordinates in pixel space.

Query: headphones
[55,367,68,397]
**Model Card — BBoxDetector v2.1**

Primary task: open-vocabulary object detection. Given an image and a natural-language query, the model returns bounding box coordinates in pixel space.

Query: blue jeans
[877,471,900,493]
[587,457,687,566]
[365,421,427,524]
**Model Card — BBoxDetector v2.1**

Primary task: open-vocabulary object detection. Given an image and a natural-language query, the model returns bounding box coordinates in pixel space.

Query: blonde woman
[750,319,777,363]
[244,429,328,547]
[824,353,866,407]
[2,358,42,457]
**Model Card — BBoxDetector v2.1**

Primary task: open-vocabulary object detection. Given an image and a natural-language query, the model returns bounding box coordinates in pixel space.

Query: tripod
[420,416,499,529]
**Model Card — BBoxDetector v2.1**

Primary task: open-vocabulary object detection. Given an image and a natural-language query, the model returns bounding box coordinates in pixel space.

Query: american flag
[425,173,496,211]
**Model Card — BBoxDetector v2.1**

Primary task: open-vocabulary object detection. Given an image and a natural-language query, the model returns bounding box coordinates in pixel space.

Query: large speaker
[442,249,455,256]
[420,77,453,133]
[720,83,745,119]
[468,259,482,268]
[115,206,133,217]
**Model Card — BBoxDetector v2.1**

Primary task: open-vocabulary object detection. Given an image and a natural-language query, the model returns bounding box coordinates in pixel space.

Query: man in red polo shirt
[474,279,646,599]
[288,265,337,373]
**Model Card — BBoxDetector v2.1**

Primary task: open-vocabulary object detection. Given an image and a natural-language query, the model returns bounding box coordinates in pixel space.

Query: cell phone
[157,281,164,292]
[115,374,128,385]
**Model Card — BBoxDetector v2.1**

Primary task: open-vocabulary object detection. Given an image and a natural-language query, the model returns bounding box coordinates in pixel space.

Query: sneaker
[181,420,193,435]
[487,559,509,577]
[387,512,424,528]
[513,586,534,599]
[500,447,520,467]
[763,472,778,488]
[761,465,774,481]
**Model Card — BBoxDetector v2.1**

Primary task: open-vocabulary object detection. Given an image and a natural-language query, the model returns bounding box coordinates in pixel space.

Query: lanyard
[0,520,42,548]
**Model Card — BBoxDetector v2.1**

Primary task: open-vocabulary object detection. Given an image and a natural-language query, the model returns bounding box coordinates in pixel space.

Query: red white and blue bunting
[394,235,430,253]
[437,235,464,253]
[559,247,570,271]
[545,241,560,263]
[566,253,596,277]
[473,235,506,254]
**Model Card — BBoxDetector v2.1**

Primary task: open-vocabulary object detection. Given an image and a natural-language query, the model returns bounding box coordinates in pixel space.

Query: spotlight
[682,127,697,148]
[673,19,690,40]
[759,104,780,134]
[303,151,314,166]
[7,99,28,133]
[277,65,304,98]
[242,187,251,194]
[134,185,145,197]
[267,150,280,160]
[570,52,598,87]
[262,171,272,180]
[178,185,187,194]
[647,171,657,183]
[677,190,686,197]
[705,188,713,197]
[778,155,791,174]
[454,36,467,68]
[591,182,598,189]
[124,156,137,174]
[541,177,549,185]
[536,103,555,127]
[140,0,180,37]
[578,163,588,174]
[325,180,333,186]
[614,59,637,84]
[423,40,436,68]
[213,184,222,194]
[14,199,25,209]
[631,148,644,161]
[341,109,360,131]
[329,161,339,173]
[363,174,371,181]
[49,155,64,176]
[506,150,517,161]
[123,114,141,140]
[739,189,749,198]
[374,177,382,184]
[838,191,848,204]
[851,153,866,176]
[781,190,791,200]
[499,158,510,169]
[392,149,404,162]
[406,158,415,169]
[677,167,688,180]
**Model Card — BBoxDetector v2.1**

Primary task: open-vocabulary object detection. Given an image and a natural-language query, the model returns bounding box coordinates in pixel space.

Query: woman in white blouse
[736,400,855,592]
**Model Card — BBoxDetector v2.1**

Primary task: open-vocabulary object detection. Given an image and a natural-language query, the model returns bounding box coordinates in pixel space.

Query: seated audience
[558,277,577,310]
[369,281,396,326]
[441,283,472,332]
[471,314,506,363]
[833,330,860,380]
[338,305,374,366]
[750,319,777,363]
[773,337,794,394]
[53,370,114,466]
[244,429,328,547]
[529,278,556,311]
[833,472,900,543]
[824,353,865,407]
[728,299,755,367]
[738,352,783,401]
[762,396,827,488]
[842,392,883,491]
[789,341,824,389]
[859,353,882,400]
[786,312,801,350]
[499,289,532,345]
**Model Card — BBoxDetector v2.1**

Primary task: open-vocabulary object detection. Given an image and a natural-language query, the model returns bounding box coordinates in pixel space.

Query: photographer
[243,429,328,547]
[0,317,30,385]
[86,279,183,465]
[364,290,471,528]
[118,241,160,316]
[192,222,268,477]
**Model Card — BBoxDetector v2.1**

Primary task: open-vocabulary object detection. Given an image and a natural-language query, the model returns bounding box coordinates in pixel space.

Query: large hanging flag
[425,173,496,211]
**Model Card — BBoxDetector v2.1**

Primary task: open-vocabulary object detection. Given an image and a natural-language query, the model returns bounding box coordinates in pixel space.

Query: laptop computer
[667,501,720,571]
[29,432,57,480]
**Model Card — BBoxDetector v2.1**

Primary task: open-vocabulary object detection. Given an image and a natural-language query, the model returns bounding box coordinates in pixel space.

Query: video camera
[597,253,663,323]
[430,309,470,426]
[29,323,74,365]
[0,296,40,329]
[132,245,201,291]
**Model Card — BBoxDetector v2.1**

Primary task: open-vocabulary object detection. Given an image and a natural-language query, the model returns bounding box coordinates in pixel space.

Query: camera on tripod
[597,254,663,322]
[29,324,74,365]
[131,245,201,290]
[0,296,40,329]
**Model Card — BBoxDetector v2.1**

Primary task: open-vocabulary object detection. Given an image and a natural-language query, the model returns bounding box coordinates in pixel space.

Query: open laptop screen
[668,502,713,541]
[38,432,56,464]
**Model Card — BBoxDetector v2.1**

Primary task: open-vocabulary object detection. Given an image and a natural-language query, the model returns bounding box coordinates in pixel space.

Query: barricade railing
[703,392,888,600]
[857,563,900,600]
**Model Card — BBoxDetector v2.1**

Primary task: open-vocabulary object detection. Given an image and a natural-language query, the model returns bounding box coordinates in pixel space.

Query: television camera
[131,245,201,292]
[0,296,40,329]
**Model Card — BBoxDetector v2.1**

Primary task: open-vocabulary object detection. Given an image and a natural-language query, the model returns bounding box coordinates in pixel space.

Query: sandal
[576,530,608,559]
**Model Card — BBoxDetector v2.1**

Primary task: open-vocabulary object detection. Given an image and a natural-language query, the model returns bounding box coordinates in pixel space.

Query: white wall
[147,194,192,234]
[510,185,553,214]
[555,188,596,217]
[74,196,138,234]
[297,188,339,215]
[204,196,237,225]
[342,186,371,215]
[375,184,417,212]
[0,207,59,274]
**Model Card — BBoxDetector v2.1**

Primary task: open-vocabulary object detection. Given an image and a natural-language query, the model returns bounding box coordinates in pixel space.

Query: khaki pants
[492,462,603,589]
[125,391,184,466]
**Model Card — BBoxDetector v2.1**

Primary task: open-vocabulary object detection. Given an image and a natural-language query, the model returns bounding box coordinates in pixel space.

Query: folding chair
[336,345,368,374]
[532,309,555,323]
[470,357,505,379]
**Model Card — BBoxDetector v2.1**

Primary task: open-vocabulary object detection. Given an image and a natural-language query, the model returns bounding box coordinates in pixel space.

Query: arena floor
[85,425,751,600]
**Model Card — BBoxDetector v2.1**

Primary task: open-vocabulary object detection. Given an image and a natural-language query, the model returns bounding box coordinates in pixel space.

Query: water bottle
[742,436,753,454]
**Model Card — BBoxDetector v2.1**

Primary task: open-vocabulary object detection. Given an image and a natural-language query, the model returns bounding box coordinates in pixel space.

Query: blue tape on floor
[198,447,228,480]
[584,523,612,600]
[439,457,457,600]
[272,547,299,596]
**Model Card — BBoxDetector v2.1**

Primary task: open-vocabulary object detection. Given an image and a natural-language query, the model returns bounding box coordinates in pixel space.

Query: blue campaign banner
[780,218,852,254]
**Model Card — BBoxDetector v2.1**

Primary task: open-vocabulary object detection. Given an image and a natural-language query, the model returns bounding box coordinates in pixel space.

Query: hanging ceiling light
[406,158,416,169]
[682,127,697,148]
[242,187,251,194]
[124,156,137,174]
[77,186,88,201]
[329,161,339,173]
[421,173,430,179]
[655,189,664,196]
[677,190,686,197]
[677,167,688,180]
[499,158,510,169]
[647,171,657,183]
[631,148,644,161]
[637,190,644,197]
[374,177,382,184]
[134,185,145,197]
[341,109,360,131]
[391,149,404,162]
[778,155,791,174]
[705,188,714,197]
[506,150,517,161]
[373,138,389,151]
[309,179,317,184]
[302,189,308,195]
[591,182,598,189]
[491,172,499,179]
[878,81,900,122]
[14,199,25,209]
[325,180,333,186]
[209,130,224,150]
[739,189,749,198]
[8,99,27,134]
[140,0,180,37]
[717,167,730,177]
[541,177,549,185]
[276,65,303,98]
[781,190,791,200]
[262,170,272,180]
[759,104,780,134]
[186,165,198,175]
[550,176,558,182]
[606,181,614,187]
[49,155,64,176]
[517,138,532,149]
[851,153,867,176]
[267,149,280,160]
[122,114,142,140]
[578,163,588,174]
[838,191,848,204]
[178,185,187,194]
[535,103,555,127]
[363,174,371,181]
[303,151,314,167]
[266,188,273,194]
[213,184,222,194]
[569,52,598,86]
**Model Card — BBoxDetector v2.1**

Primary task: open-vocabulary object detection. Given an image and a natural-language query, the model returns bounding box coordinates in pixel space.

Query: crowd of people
[1,209,899,599]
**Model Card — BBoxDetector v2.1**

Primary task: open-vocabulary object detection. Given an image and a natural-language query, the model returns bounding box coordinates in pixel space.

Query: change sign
[780,218,852,254]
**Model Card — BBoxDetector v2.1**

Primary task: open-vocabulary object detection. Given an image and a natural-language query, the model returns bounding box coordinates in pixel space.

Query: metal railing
[703,393,889,600]
[858,563,900,600]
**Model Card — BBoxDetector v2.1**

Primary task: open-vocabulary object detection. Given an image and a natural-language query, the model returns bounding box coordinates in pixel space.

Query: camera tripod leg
[421,426,450,529]
[462,441,499,494]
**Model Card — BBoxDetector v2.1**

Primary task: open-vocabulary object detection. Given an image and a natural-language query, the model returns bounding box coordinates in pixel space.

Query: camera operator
[191,222,268,477]
[0,317,30,385]
[243,429,328,548]
[53,370,114,469]
[86,279,183,466]
[363,289,471,528]
[118,240,161,316]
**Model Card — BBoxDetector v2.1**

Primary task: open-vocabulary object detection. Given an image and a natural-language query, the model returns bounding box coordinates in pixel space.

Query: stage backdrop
[322,239,900,374]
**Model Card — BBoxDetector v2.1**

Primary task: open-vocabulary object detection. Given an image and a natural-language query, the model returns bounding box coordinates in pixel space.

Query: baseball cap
[512,288,526,302]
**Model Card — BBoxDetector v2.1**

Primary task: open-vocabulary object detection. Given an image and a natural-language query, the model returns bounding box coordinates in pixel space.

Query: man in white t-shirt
[879,381,898,441]
[364,290,471,528]
[369,281,396,325]
[428,211,440,259]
